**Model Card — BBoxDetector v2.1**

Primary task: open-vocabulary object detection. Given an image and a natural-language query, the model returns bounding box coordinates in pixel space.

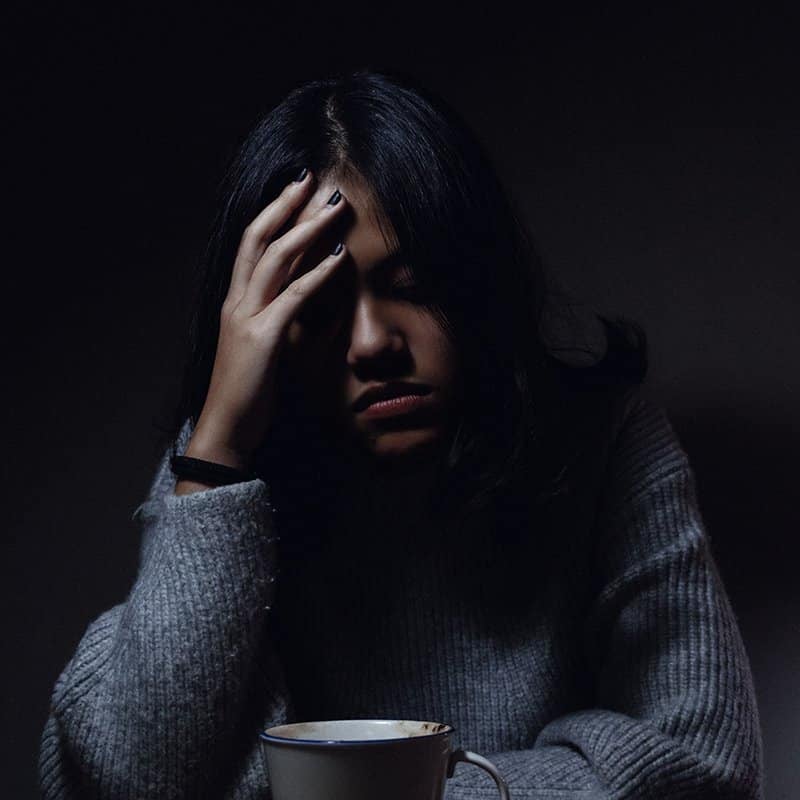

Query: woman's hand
[182,170,348,474]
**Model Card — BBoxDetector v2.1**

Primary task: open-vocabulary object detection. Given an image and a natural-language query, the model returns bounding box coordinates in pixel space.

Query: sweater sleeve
[39,419,290,800]
[444,393,764,800]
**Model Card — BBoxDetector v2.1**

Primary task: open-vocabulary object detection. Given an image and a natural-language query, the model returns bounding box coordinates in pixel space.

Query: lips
[351,381,432,413]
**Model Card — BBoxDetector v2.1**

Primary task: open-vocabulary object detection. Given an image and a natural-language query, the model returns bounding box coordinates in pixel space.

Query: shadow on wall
[671,406,799,799]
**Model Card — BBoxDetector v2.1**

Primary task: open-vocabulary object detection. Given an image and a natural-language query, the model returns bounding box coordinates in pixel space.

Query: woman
[40,69,764,799]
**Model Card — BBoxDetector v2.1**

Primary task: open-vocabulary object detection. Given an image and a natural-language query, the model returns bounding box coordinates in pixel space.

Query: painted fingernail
[327,189,342,205]
[293,167,309,183]
[331,242,344,255]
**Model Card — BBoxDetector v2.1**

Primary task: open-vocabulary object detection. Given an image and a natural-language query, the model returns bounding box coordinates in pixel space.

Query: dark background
[5,4,798,798]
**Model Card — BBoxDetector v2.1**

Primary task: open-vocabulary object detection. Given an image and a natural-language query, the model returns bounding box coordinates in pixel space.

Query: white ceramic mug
[259,719,510,800]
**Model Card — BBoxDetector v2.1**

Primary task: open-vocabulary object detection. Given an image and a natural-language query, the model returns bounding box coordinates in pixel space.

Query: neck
[368,457,440,523]
[335,438,448,535]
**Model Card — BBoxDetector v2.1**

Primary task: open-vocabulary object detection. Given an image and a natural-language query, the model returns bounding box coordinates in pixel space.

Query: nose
[345,296,406,369]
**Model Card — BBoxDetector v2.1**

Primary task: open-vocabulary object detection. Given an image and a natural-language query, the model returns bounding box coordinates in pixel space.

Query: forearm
[444,739,607,799]
[41,478,288,799]
[443,400,763,800]
[444,707,761,800]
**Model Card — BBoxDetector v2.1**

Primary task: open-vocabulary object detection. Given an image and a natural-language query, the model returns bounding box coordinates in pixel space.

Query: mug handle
[446,748,510,799]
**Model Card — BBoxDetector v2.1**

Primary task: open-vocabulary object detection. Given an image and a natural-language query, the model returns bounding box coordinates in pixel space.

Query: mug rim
[259,718,455,747]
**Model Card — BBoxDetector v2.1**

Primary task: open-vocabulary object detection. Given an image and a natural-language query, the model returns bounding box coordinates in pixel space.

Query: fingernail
[293,167,309,183]
[331,242,344,255]
[327,189,342,205]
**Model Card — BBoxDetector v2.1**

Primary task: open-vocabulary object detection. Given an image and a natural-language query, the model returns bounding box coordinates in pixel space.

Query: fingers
[254,242,348,335]
[225,170,315,309]
[238,188,348,316]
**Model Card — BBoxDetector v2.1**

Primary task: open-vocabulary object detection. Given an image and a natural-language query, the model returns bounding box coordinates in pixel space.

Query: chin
[358,426,447,467]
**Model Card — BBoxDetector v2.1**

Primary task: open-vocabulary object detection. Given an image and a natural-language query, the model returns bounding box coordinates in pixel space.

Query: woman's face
[284,173,463,468]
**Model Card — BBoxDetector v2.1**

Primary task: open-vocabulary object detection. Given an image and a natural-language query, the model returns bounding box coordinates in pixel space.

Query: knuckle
[226,311,259,344]
[220,314,236,337]
[220,297,239,321]
[286,279,308,299]
[226,301,249,327]
[239,227,257,252]
[242,222,266,247]
[265,237,289,261]
[293,278,311,297]
[240,319,262,344]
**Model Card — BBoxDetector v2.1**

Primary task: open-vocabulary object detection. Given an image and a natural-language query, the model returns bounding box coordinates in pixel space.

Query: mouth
[352,381,433,414]
[358,392,435,419]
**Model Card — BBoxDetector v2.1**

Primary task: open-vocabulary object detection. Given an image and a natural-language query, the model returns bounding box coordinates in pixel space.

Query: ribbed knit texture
[39,390,764,799]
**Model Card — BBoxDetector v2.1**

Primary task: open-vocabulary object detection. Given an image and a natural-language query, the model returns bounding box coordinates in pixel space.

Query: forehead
[295,174,400,272]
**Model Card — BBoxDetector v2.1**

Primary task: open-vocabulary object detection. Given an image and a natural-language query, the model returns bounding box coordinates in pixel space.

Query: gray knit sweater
[39,390,764,799]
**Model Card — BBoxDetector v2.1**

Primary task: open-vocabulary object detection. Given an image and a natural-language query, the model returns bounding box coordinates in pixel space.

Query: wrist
[183,435,253,472]
[171,455,255,491]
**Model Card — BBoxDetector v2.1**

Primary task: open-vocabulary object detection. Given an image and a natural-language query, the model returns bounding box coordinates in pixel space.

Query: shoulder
[513,382,704,596]
[592,387,707,574]
[606,388,692,507]
[538,296,681,496]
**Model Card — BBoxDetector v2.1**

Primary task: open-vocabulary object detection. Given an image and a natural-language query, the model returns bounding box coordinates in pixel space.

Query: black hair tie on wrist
[170,454,256,486]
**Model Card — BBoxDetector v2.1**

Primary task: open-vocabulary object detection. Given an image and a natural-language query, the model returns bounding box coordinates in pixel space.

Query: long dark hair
[155,67,647,558]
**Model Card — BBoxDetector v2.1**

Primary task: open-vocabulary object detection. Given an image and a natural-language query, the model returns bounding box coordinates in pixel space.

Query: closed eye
[389,283,430,303]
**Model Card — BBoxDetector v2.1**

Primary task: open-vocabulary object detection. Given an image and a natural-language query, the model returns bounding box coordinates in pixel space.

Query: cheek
[415,319,458,377]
